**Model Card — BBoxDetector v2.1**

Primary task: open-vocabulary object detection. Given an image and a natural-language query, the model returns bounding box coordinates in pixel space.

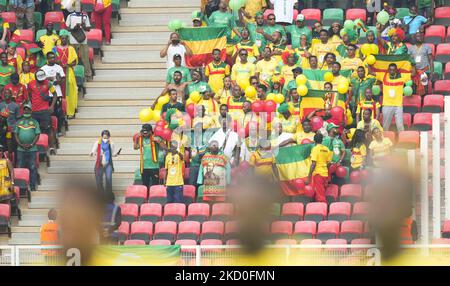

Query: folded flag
[299,89,347,120]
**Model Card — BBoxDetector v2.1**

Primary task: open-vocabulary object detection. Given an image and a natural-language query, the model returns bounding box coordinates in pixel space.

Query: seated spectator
[349,129,367,171]
[161,89,185,113]
[368,127,393,167]
[19,61,35,87]
[355,88,381,123]
[215,75,232,104]
[39,23,61,56]
[356,109,383,142]
[402,5,431,42]
[166,54,191,84]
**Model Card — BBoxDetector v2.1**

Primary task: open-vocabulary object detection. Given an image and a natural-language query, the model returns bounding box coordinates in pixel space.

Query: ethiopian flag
[178,26,227,68]
[372,54,413,81]
[303,69,353,90]
[275,144,313,196]
[299,89,347,120]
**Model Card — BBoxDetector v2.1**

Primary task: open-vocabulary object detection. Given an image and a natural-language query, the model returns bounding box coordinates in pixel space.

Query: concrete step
[93,62,165,70]
[85,87,160,100]
[47,160,139,174]
[65,124,140,137]
[78,100,153,107]
[54,144,136,156]
[111,25,168,33]
[75,106,149,119]
[128,0,199,8]
[121,7,195,14]
[94,69,165,82]
[86,81,164,88]
[120,13,192,26]
[102,44,165,51]
[111,32,169,45]
[69,119,142,125]
[9,232,40,245]
[102,50,164,64]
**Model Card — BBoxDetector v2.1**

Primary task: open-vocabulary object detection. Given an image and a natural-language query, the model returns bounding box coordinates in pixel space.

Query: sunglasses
[268,18,275,20]
[240,53,248,56]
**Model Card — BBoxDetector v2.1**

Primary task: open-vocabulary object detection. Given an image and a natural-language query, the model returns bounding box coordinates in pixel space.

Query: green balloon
[377,11,390,25]
[229,0,242,10]
[239,0,247,6]
[405,80,413,87]
[403,86,413,97]
[372,85,381,95]
[339,29,347,37]
[344,20,354,31]
[192,10,200,18]
[168,19,182,31]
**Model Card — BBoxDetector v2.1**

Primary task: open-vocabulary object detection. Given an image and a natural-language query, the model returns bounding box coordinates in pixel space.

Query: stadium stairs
[6,0,197,245]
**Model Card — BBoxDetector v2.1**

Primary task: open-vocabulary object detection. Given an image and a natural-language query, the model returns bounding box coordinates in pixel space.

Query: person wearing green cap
[185,69,211,99]
[322,122,346,168]
[275,102,299,134]
[285,14,311,50]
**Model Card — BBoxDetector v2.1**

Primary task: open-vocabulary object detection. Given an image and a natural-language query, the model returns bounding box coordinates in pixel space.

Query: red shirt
[4,83,27,105]
[28,80,55,112]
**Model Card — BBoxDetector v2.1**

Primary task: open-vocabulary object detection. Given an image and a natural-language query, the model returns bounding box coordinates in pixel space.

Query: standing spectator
[90,130,121,195]
[0,89,20,159]
[205,49,230,94]
[255,47,279,84]
[240,0,267,24]
[166,54,191,84]
[209,115,240,164]
[65,0,93,80]
[269,0,296,25]
[286,14,312,49]
[0,52,15,92]
[10,0,35,32]
[0,144,14,200]
[231,49,256,88]
[39,23,61,56]
[418,0,433,19]
[164,140,185,204]
[307,133,332,203]
[377,24,407,55]
[203,0,220,18]
[408,32,433,96]
[356,88,381,123]
[402,5,431,42]
[91,0,112,45]
[14,103,39,192]
[356,109,383,142]
[322,123,346,176]
[160,32,193,70]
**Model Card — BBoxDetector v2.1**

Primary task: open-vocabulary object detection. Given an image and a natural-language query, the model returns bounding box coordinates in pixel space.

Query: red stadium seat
[447,27,450,43]
[339,184,362,204]
[422,94,444,113]
[177,221,201,240]
[36,133,49,150]
[130,221,153,243]
[226,239,240,245]
[81,0,95,12]
[211,203,234,221]
[317,221,340,242]
[14,168,29,187]
[351,238,371,245]
[346,9,366,22]
[328,202,351,222]
[89,47,94,64]
[139,203,162,223]
[201,221,224,240]
[325,184,339,204]
[183,185,196,204]
[436,45,450,64]
[154,221,177,242]
[383,131,396,144]
[434,7,450,26]
[412,112,433,131]
[120,203,139,223]
[263,9,298,22]
[434,79,450,95]
[175,239,197,254]
[187,203,210,222]
[18,29,34,43]
[200,239,223,252]
[275,239,297,245]
[124,239,146,246]
[442,220,450,238]
[325,238,348,253]
[1,12,16,23]
[271,221,293,240]
[184,168,190,180]
[432,238,450,244]
[125,185,148,205]
[397,131,420,149]
[163,203,186,223]
[293,221,317,240]
[87,29,103,50]
[352,202,369,221]
[300,9,321,25]
[117,221,130,243]
[280,202,304,223]
[424,25,446,44]
[51,116,58,133]
[149,185,167,205]
[149,239,171,246]
[300,239,322,245]
[340,220,364,242]
[425,43,435,59]
[445,63,450,79]
[224,221,237,241]
[44,11,66,30]
[304,202,328,222]
[0,204,11,230]
[402,95,421,114]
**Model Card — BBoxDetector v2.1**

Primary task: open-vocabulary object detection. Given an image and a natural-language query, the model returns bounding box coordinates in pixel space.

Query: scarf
[139,135,158,173]
[95,138,113,170]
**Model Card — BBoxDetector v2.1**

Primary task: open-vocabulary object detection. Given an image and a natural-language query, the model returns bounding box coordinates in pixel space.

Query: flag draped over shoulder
[302,69,353,90]
[372,54,413,81]
[275,144,313,196]
[178,27,227,68]
[299,89,347,119]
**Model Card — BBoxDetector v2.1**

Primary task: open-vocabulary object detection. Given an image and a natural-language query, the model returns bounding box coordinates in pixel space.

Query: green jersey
[186,81,211,96]
[14,117,41,152]
[285,25,312,49]
[142,137,160,169]
[0,64,15,87]
[247,23,267,54]
[322,136,345,163]
[166,66,191,84]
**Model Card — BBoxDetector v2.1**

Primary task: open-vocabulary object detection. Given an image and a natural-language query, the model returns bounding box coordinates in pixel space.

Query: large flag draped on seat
[372,54,413,81]
[177,27,227,68]
[298,89,347,120]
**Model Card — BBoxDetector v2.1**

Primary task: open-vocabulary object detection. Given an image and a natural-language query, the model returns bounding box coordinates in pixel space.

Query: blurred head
[46,23,54,33]
[331,22,341,34]
[141,124,153,137]
[101,130,111,141]
[409,5,418,16]
[366,30,375,44]
[314,132,323,144]
[3,88,12,101]
[263,47,272,59]
[388,63,398,77]
[415,32,423,44]
[47,51,56,65]
[267,14,276,26]
[232,84,242,98]
[241,28,249,40]
[257,84,267,100]
[0,52,7,65]
[357,66,366,79]
[173,70,182,83]
[319,29,329,43]
[347,44,357,57]
[223,76,232,89]
[239,49,248,62]
[250,76,259,88]
[220,104,228,118]
[243,100,251,113]
[173,54,182,66]
[372,127,383,141]
[212,49,221,62]
[325,53,336,65]
[302,120,312,133]
[364,87,373,101]
[256,13,264,25]
[331,61,341,76]
[169,89,178,102]
[191,69,201,82]
[209,140,219,154]
[22,61,31,73]
[299,34,308,47]
[363,108,372,122]
[289,88,299,101]
[48,208,57,220]
[271,31,281,44]
[219,0,228,11]
[313,22,322,32]
[324,82,332,91]
[170,32,180,45]
[309,56,318,69]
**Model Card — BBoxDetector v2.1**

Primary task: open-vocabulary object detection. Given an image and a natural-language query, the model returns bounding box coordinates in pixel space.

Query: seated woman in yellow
[294,34,311,69]
[215,76,232,104]
[320,52,336,71]
[328,23,343,48]
[275,103,298,134]
[249,138,275,180]
[349,129,367,171]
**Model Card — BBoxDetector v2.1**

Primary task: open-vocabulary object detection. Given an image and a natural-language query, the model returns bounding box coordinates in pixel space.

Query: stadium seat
[201,221,224,240]
[154,221,177,242]
[293,221,317,241]
[304,202,328,223]
[395,8,409,19]
[200,239,223,252]
[35,29,46,42]
[432,238,450,244]
[177,221,201,240]
[124,239,146,246]
[183,185,196,205]
[442,220,450,238]
[44,11,66,30]
[36,133,49,163]
[434,7,450,26]
[412,112,433,131]
[81,0,95,12]
[424,25,446,44]
[340,220,364,242]
[175,239,197,254]
[14,168,29,196]
[280,202,304,223]
[120,203,139,223]
[325,184,339,204]
[130,221,153,243]
[317,221,340,242]
[300,9,321,26]
[422,94,444,113]
[397,131,420,149]
[18,29,34,43]
[402,95,421,115]
[436,44,450,63]
[139,203,162,223]
[328,202,351,222]
[339,184,362,204]
[125,185,148,205]
[300,239,322,245]
[149,239,171,246]
[345,9,366,22]
[0,204,10,234]
[117,222,130,243]
[351,238,371,245]
[1,12,16,24]
[275,239,297,245]
[351,202,369,221]
[34,12,42,30]
[271,221,293,240]
[434,80,450,95]
[87,29,103,50]
[383,131,396,144]
[322,8,344,26]
[149,185,167,205]
[186,203,210,222]
[211,203,234,221]
[426,43,436,59]
[163,203,186,223]
[434,61,443,80]
[224,221,237,241]
[325,238,348,254]
[445,62,450,79]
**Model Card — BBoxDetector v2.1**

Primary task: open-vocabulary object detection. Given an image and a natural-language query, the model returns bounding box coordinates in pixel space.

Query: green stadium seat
[197,185,204,202]
[323,8,344,26]
[396,8,409,20]
[34,12,42,30]
[35,29,46,41]
[0,0,6,6]
[133,169,142,185]
[434,61,443,80]
[74,65,85,86]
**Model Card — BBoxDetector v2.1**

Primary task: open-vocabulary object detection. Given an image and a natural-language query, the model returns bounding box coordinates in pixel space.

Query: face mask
[172,39,180,45]
[23,113,31,118]
[102,138,109,143]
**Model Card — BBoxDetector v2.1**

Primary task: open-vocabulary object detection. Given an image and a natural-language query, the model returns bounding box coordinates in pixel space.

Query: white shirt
[65,12,91,45]
[166,44,186,69]
[270,0,296,24]
[209,128,239,162]
[41,64,66,98]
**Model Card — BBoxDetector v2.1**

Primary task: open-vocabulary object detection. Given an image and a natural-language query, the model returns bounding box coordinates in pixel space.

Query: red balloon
[330,106,344,123]
[251,100,264,114]
[294,178,305,191]
[186,103,195,118]
[232,120,239,132]
[156,120,166,128]
[162,112,167,121]
[239,161,250,172]
[360,169,370,181]
[154,126,164,137]
[161,128,173,141]
[237,127,246,139]
[335,166,348,178]
[263,100,277,113]
[350,170,361,184]
[301,138,313,145]
[310,116,324,132]
[304,185,315,197]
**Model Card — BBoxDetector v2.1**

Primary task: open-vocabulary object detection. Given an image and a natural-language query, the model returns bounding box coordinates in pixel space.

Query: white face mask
[102,138,109,143]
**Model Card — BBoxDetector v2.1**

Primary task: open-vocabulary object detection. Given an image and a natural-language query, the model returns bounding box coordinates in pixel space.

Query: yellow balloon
[155,102,164,111]
[158,94,170,105]
[369,44,379,55]
[346,109,354,125]
[366,55,376,65]
[237,78,250,90]
[361,43,371,56]
[152,109,161,122]
[297,85,308,96]
[189,91,201,103]
[338,78,350,87]
[295,74,307,85]
[245,86,257,99]
[347,127,356,140]
[139,108,153,122]
[337,83,349,94]
[324,71,334,82]
[186,98,193,105]
[267,93,276,101]
[274,93,285,104]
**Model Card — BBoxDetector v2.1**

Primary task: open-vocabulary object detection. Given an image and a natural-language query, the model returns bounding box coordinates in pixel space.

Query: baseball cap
[23,102,32,110]
[141,124,152,132]
[292,67,303,73]
[296,14,305,22]
[192,11,202,21]
[36,70,47,81]
[326,123,339,132]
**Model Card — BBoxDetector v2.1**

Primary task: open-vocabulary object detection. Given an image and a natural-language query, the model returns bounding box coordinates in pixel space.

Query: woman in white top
[160,32,193,69]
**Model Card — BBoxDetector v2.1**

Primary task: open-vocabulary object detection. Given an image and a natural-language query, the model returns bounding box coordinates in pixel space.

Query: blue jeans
[166,185,183,204]
[95,164,113,194]
[17,150,38,189]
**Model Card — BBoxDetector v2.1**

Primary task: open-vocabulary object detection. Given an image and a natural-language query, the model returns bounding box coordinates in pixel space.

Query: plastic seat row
[125,185,196,205]
[403,94,444,115]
